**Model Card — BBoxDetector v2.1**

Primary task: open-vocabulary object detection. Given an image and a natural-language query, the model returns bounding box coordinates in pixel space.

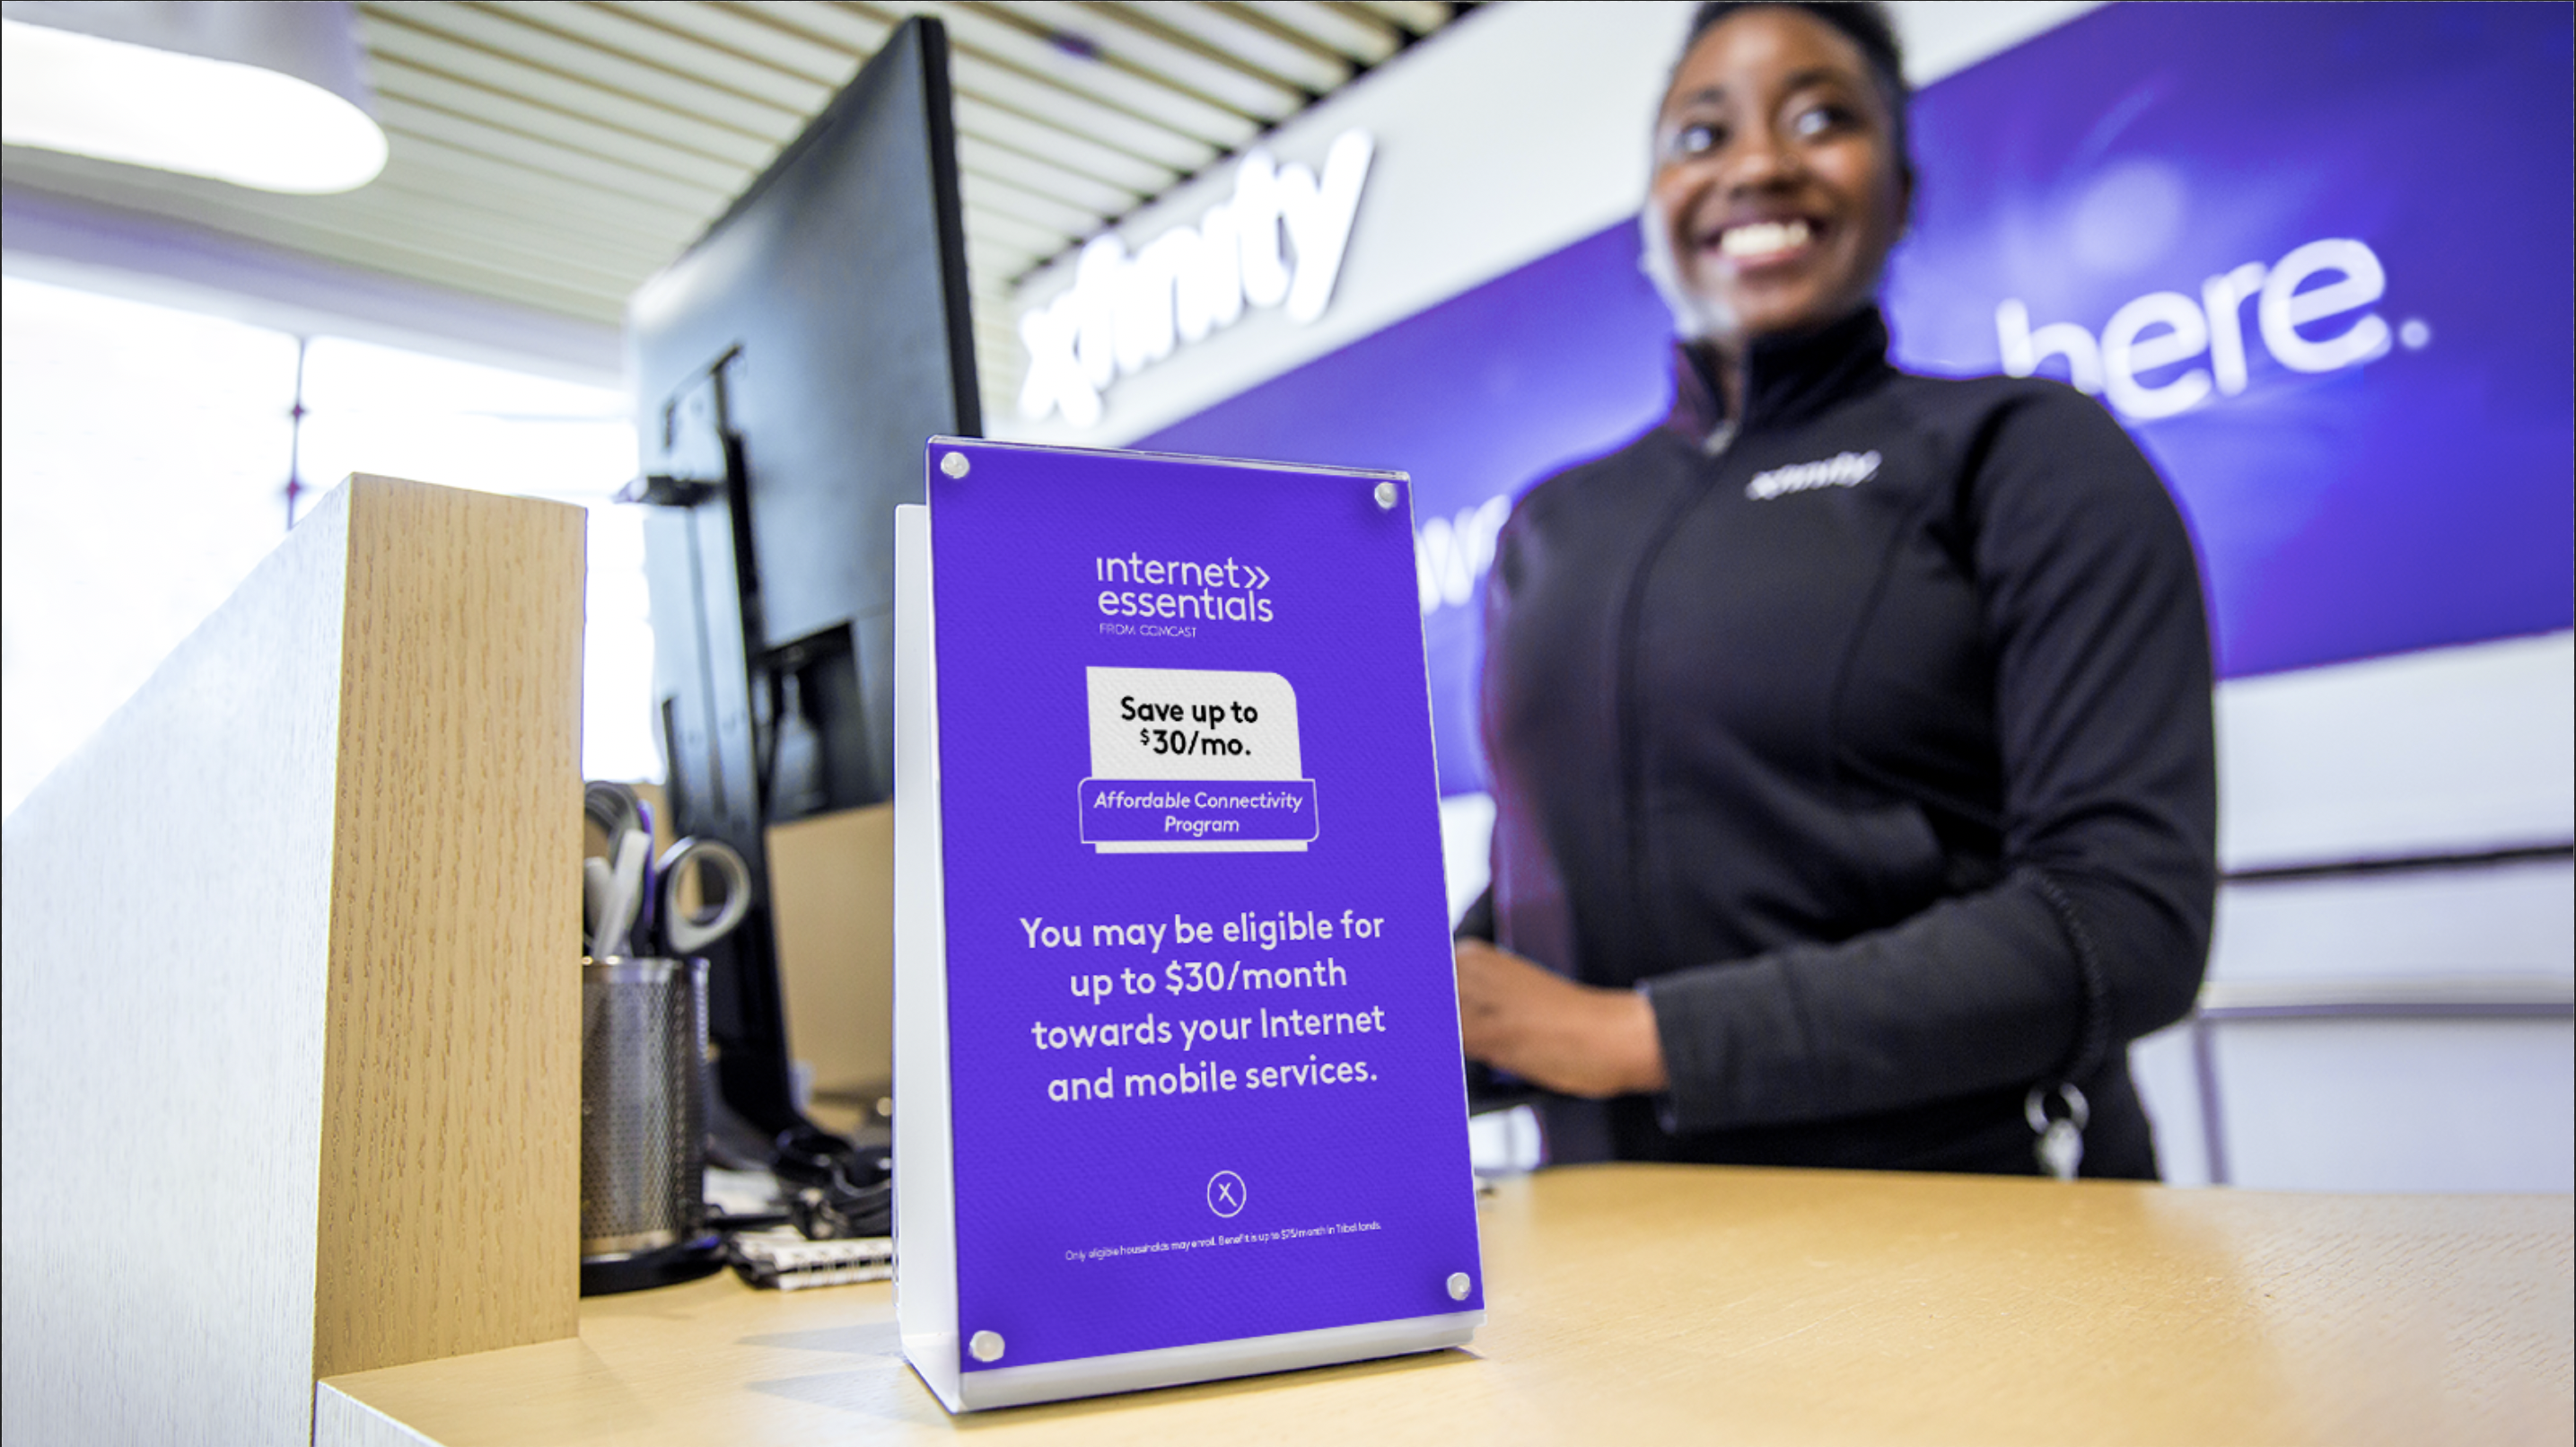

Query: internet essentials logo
[1096,551,1276,624]
[1996,237,2421,422]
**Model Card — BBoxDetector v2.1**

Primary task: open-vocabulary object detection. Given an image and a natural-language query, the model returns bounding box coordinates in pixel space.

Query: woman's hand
[1454,939,1669,1099]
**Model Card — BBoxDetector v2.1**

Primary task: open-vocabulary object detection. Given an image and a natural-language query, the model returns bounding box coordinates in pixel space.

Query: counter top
[318,1164,2572,1445]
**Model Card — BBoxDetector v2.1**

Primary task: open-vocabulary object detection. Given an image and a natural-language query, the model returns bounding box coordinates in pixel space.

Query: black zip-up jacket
[1463,305,2216,1177]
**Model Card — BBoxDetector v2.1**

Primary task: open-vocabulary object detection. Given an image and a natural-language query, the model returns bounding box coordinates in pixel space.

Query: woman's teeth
[1719,219,1812,259]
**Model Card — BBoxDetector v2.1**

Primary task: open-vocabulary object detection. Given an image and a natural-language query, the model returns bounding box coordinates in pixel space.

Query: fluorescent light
[1,16,386,194]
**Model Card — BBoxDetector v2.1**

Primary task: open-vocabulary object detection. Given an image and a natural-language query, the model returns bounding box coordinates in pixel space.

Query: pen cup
[579,956,720,1293]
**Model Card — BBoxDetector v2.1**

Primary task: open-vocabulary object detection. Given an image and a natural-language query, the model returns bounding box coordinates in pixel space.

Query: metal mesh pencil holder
[580,957,712,1271]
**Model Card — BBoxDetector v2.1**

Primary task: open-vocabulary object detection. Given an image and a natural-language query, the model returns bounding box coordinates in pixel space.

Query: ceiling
[0,0,1462,419]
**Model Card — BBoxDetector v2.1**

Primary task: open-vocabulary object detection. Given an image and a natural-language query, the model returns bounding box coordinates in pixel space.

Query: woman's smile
[1713,216,1817,264]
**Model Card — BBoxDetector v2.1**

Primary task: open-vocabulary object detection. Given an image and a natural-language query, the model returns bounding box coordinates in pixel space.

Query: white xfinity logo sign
[1018,131,1375,428]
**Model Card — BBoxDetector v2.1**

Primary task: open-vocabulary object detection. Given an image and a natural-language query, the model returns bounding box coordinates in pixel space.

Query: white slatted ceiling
[0,0,1457,420]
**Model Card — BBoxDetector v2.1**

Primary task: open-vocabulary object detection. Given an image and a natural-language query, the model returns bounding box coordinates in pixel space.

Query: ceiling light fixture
[1,1,386,195]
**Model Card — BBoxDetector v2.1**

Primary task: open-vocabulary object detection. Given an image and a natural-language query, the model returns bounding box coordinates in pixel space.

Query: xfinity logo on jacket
[1745,450,1881,501]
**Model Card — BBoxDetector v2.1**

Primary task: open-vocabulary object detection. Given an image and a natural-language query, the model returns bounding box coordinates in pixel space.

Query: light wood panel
[312,478,587,1378]
[0,476,585,1443]
[316,1165,2572,1445]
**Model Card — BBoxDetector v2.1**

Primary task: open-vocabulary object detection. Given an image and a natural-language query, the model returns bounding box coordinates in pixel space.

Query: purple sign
[901,440,1480,1405]
[1885,0,2572,682]
[1141,2,2573,796]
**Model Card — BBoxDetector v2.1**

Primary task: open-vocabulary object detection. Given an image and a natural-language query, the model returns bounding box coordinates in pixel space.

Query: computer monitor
[626,14,978,1144]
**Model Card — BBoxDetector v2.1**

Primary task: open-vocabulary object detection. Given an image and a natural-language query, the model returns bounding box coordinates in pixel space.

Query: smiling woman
[1453,3,2222,1180]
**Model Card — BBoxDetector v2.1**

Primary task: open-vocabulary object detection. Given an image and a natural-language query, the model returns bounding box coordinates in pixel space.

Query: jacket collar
[1662,304,1897,447]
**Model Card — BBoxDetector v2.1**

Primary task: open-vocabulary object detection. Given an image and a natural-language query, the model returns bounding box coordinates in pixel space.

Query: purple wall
[1141,2,2574,794]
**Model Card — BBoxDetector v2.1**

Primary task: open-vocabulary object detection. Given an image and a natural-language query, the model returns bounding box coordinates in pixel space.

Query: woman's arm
[1456,937,1666,1096]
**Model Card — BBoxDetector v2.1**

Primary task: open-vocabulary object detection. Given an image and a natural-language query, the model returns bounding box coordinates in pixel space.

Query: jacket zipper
[1612,422,1737,978]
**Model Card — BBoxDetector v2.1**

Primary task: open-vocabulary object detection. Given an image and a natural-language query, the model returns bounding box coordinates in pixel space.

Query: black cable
[769,1124,892,1239]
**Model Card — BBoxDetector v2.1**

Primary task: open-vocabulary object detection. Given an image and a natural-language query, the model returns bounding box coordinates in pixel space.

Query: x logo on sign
[1016,295,1101,427]
[1206,1170,1247,1218]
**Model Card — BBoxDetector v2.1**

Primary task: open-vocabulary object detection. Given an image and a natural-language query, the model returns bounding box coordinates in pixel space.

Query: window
[1,276,658,814]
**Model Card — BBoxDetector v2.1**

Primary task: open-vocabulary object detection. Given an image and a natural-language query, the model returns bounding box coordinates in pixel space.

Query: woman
[1455,2,2216,1177]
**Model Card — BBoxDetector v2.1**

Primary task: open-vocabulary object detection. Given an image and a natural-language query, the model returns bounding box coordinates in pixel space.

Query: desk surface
[318,1165,2572,1446]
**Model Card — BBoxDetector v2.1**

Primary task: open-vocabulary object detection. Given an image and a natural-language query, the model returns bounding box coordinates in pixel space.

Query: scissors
[652,836,754,954]
[583,783,656,959]
[583,784,753,957]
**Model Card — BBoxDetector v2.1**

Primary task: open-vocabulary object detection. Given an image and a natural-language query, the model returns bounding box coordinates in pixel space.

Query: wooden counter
[318,1164,2572,1445]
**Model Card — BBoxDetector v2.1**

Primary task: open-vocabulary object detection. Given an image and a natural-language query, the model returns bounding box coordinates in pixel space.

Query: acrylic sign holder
[893,438,1483,1412]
